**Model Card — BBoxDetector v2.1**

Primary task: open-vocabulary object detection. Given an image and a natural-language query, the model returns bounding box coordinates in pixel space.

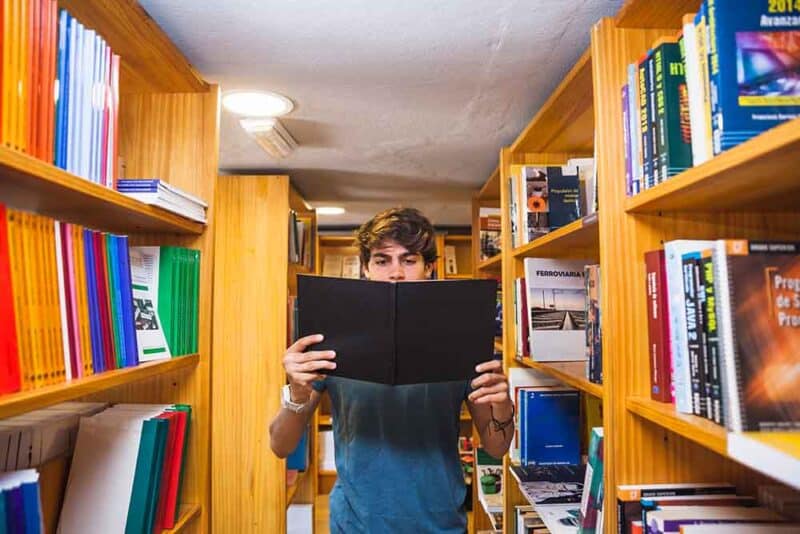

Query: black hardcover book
[297,275,498,385]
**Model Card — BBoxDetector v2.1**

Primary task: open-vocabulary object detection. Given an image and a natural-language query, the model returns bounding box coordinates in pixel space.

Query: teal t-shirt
[315,376,469,533]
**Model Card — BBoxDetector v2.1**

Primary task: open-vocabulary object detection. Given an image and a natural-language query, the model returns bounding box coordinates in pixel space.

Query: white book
[524,258,589,361]
[663,240,714,414]
[682,15,709,167]
[287,504,314,534]
[647,506,784,534]
[444,245,458,275]
[128,248,171,362]
[81,29,96,181]
[567,158,595,215]
[53,221,73,380]
[341,256,360,279]
[320,430,336,471]
[627,63,642,195]
[66,18,79,175]
[58,415,146,534]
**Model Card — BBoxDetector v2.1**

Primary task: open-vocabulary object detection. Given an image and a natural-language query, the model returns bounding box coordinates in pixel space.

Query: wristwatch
[281,384,309,413]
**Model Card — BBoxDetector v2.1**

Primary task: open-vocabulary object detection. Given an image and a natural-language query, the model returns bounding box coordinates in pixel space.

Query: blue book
[54,10,68,167]
[0,489,6,534]
[20,480,41,534]
[520,390,529,465]
[548,166,580,229]
[287,427,309,470]
[521,389,580,466]
[5,487,23,534]
[65,17,79,174]
[108,235,127,368]
[707,0,800,154]
[83,230,104,373]
[117,236,139,367]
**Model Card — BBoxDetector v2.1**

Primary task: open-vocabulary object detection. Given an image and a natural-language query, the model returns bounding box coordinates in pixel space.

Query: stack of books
[117,180,208,224]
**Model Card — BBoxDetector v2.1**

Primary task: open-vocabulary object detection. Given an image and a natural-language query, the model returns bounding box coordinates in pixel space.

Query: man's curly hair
[354,207,438,267]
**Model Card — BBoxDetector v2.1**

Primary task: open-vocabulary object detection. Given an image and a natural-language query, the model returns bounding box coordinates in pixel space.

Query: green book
[126,418,166,534]
[157,248,178,356]
[145,419,168,534]
[177,248,188,356]
[656,40,693,180]
[190,250,200,353]
[106,235,124,368]
[0,489,6,534]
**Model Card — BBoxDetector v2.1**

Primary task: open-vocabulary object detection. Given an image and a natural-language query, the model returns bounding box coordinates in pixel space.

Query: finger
[287,333,324,353]
[470,373,506,389]
[472,392,512,405]
[288,360,337,374]
[292,372,327,386]
[468,382,508,402]
[295,350,336,363]
[475,360,503,373]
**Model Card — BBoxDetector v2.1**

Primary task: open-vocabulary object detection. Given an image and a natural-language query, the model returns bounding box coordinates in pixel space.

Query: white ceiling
[139,0,623,227]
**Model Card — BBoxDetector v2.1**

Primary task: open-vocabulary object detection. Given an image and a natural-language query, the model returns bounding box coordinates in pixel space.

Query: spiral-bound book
[297,275,497,385]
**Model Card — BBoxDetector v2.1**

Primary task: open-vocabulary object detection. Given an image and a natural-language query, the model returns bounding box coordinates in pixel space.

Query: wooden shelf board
[477,254,502,272]
[615,0,701,29]
[626,396,727,456]
[727,431,800,489]
[512,214,599,259]
[319,469,337,476]
[444,274,473,280]
[478,167,501,200]
[163,503,201,534]
[318,235,356,245]
[0,147,204,234]
[445,235,472,242]
[626,118,800,213]
[510,47,594,154]
[0,355,199,419]
[494,341,503,353]
[59,0,207,94]
[517,358,603,398]
[286,483,299,505]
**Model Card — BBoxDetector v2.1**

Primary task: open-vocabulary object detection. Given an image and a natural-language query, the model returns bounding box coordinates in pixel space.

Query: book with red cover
[155,409,188,529]
[645,249,672,402]
[0,204,22,393]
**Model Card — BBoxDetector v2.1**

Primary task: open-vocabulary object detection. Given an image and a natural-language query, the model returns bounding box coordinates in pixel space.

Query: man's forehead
[371,242,416,256]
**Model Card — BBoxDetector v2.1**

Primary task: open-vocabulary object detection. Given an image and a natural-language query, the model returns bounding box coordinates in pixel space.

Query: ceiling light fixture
[239,117,297,159]
[223,90,294,117]
[316,206,346,216]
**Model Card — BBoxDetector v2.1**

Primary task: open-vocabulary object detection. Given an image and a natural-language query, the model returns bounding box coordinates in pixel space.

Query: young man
[269,207,513,533]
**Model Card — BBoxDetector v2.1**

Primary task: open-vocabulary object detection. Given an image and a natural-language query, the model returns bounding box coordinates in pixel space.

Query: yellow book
[1,0,12,145]
[42,214,64,384]
[18,0,28,152]
[33,213,54,386]
[6,210,33,389]
[73,224,94,377]
[21,212,45,387]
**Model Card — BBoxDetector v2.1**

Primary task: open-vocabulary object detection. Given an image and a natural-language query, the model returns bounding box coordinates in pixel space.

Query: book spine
[665,42,693,177]
[682,254,703,416]
[706,0,721,155]
[655,45,668,183]
[645,250,671,402]
[702,251,723,425]
[647,52,659,186]
[638,57,651,190]
[622,86,632,197]
[692,254,712,420]
[627,63,642,196]
[712,241,741,431]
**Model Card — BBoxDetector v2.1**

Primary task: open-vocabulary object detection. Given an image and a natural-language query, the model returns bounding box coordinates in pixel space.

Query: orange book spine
[6,209,33,390]
[44,0,57,163]
[73,224,93,376]
[22,212,45,387]
[18,0,28,151]
[28,0,39,157]
[42,214,64,383]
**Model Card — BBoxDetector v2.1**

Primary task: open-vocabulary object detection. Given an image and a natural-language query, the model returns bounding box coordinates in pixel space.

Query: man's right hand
[283,334,337,403]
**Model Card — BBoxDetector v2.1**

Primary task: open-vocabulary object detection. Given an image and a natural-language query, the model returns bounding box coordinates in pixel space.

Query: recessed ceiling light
[222,90,294,117]
[317,206,346,215]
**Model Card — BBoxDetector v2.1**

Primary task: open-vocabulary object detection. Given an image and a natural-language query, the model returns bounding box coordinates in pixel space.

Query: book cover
[520,389,580,466]
[509,464,585,505]
[638,52,653,189]
[479,207,502,260]
[128,248,171,363]
[549,165,581,230]
[522,166,550,241]
[714,240,800,432]
[585,265,602,384]
[645,250,672,402]
[0,205,21,393]
[524,258,589,362]
[701,250,723,425]
[297,275,497,385]
[683,252,707,417]
[83,229,104,374]
[657,38,693,179]
[628,62,643,195]
[508,368,560,463]
[579,427,604,534]
[707,0,800,153]
[647,49,660,186]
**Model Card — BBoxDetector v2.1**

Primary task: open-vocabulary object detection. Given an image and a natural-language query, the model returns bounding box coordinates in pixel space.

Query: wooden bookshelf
[213,176,318,531]
[0,355,198,420]
[318,415,332,426]
[476,254,502,272]
[510,47,594,155]
[478,167,501,201]
[438,233,474,279]
[615,0,700,29]
[625,118,800,213]
[626,396,727,456]
[517,358,603,399]
[728,432,800,490]
[0,147,205,235]
[511,213,599,259]
[163,504,202,534]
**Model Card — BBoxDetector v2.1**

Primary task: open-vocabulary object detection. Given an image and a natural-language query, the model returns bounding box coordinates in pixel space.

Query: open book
[297,275,497,385]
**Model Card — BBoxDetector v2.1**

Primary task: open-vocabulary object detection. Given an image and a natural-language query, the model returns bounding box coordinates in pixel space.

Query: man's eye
[374,259,386,266]
[404,258,418,265]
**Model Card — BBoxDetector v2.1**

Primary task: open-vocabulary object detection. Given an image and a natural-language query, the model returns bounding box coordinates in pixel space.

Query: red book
[154,410,187,530]
[59,222,78,378]
[645,249,672,402]
[93,231,115,370]
[0,205,21,394]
